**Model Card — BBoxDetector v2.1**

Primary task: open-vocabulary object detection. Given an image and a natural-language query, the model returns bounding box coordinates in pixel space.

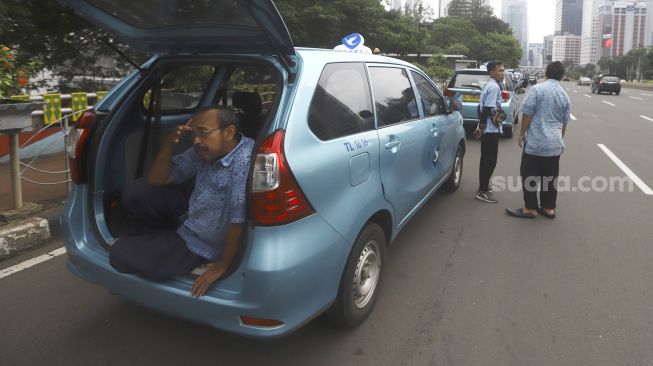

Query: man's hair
[546,61,565,80]
[486,61,504,72]
[195,105,240,134]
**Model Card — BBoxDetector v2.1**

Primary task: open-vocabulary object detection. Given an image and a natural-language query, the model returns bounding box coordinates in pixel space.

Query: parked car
[528,75,537,85]
[591,75,622,95]
[444,68,522,138]
[58,0,467,338]
[577,77,591,86]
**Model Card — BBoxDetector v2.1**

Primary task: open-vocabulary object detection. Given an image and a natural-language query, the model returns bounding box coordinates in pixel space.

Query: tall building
[555,0,585,36]
[598,1,649,59]
[528,43,545,67]
[581,0,601,65]
[445,0,490,17]
[553,33,582,65]
[440,0,452,17]
[544,35,555,64]
[502,0,529,65]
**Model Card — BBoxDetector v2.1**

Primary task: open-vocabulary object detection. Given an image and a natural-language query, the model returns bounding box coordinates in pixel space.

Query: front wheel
[326,223,386,327]
[444,145,464,192]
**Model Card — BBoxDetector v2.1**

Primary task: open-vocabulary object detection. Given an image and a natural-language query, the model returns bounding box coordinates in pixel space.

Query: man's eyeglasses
[193,127,221,139]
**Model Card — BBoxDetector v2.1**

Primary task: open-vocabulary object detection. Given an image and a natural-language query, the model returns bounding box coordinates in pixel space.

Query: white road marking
[0,247,66,279]
[573,90,578,93]
[641,93,652,97]
[570,114,577,120]
[629,96,643,100]
[584,94,592,98]
[602,100,615,106]
[597,144,653,196]
[641,115,653,122]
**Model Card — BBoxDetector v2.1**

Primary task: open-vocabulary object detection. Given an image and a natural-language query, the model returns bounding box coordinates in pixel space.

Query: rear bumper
[62,189,349,338]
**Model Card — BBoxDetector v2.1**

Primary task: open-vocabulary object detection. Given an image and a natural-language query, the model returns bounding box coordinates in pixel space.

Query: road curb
[0,217,51,259]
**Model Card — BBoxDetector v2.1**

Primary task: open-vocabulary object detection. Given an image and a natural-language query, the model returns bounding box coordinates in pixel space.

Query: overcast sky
[487,0,556,44]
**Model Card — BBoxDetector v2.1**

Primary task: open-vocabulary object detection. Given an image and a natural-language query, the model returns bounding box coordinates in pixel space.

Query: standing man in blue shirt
[473,61,505,203]
[109,106,255,297]
[506,61,571,219]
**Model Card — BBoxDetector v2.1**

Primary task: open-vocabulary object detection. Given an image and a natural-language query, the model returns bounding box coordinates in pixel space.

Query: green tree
[415,55,454,79]
[469,15,513,35]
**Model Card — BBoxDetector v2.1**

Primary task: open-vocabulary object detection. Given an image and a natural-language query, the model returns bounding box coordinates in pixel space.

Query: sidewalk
[0,152,69,259]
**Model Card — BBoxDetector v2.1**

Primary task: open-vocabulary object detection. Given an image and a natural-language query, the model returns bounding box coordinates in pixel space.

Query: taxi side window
[411,71,446,117]
[308,63,374,141]
[368,67,418,127]
[143,65,215,112]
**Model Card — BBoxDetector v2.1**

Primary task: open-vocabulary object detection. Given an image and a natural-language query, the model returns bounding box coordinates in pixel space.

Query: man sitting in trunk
[109,106,255,297]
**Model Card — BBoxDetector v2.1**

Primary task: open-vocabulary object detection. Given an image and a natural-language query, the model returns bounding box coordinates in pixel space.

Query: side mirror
[448,97,462,112]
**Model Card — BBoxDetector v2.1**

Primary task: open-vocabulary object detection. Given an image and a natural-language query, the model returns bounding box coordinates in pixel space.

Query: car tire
[616,91,620,95]
[503,125,513,138]
[326,222,386,328]
[444,145,464,192]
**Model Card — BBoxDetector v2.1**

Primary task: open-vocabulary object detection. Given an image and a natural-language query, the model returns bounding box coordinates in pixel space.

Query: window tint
[144,65,215,111]
[411,71,446,117]
[369,67,418,127]
[308,63,374,140]
[603,76,619,82]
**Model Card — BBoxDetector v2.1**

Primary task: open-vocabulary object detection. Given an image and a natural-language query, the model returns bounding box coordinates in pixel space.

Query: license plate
[463,95,480,102]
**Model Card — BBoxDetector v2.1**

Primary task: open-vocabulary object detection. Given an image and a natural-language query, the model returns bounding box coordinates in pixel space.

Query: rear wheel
[444,145,464,192]
[616,91,620,95]
[327,223,386,327]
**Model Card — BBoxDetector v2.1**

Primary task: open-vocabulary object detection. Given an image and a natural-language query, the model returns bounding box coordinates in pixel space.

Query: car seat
[232,91,263,138]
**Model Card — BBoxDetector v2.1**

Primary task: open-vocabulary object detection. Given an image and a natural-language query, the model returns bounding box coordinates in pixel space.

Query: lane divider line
[641,115,653,122]
[629,96,643,100]
[0,247,66,280]
[570,114,577,120]
[584,94,592,98]
[597,144,653,196]
[602,100,615,106]
[641,93,652,97]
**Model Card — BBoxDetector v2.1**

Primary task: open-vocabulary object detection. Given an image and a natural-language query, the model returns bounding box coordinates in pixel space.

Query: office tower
[555,0,585,36]
[553,33,582,65]
[597,1,648,59]
[502,0,529,65]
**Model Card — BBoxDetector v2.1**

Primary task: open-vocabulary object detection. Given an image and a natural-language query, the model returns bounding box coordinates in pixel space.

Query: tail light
[251,130,314,225]
[443,88,456,97]
[66,110,95,184]
[501,90,510,101]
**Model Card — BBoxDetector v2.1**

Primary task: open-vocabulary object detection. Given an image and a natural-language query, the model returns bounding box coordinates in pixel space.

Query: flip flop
[505,208,536,219]
[537,207,556,219]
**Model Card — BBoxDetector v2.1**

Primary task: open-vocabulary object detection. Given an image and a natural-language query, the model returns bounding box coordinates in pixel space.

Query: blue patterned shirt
[520,79,571,157]
[479,77,503,134]
[171,136,254,261]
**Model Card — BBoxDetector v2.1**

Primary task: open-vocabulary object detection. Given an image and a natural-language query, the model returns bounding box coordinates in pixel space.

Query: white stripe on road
[641,115,653,122]
[597,144,653,196]
[640,93,652,97]
[629,96,643,100]
[0,247,66,279]
[570,114,577,120]
[602,100,615,106]
[584,94,592,98]
[573,90,578,93]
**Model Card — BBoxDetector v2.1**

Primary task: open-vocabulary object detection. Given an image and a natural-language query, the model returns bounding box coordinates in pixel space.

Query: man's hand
[191,262,225,298]
[167,119,194,145]
[518,134,525,148]
[472,124,485,139]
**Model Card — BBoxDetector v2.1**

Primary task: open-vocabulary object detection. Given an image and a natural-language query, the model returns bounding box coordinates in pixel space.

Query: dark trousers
[520,152,560,210]
[478,133,500,192]
[109,178,206,281]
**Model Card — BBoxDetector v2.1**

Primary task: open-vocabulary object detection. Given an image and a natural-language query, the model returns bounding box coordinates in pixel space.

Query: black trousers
[520,152,560,210]
[478,133,500,192]
[109,178,207,281]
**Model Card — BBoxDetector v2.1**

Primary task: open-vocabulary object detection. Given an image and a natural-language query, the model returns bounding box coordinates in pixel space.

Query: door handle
[430,125,439,137]
[385,140,401,149]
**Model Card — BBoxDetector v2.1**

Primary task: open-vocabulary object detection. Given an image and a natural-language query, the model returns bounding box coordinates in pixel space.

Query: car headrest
[232,91,262,115]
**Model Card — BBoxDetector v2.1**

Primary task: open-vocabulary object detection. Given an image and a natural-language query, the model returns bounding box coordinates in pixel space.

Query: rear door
[369,65,431,226]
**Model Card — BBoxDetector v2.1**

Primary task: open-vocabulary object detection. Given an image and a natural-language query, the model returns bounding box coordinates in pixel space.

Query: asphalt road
[2,82,653,366]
